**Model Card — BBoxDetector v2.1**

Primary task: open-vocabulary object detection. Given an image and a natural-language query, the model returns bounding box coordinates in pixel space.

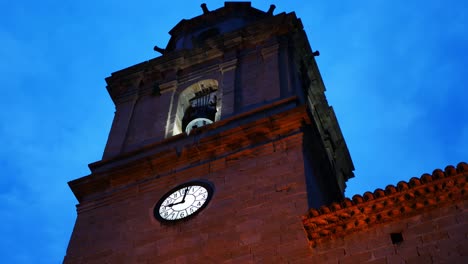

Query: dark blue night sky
[1,1,466,262]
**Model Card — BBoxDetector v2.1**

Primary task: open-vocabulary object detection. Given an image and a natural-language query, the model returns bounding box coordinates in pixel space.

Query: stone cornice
[69,97,307,204]
[219,58,238,73]
[261,43,280,59]
[104,13,301,104]
[302,162,468,247]
[158,80,177,94]
[169,2,267,37]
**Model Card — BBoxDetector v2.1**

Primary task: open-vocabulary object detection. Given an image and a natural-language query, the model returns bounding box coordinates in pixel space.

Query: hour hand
[166,201,182,207]
[166,199,184,207]
[165,200,178,207]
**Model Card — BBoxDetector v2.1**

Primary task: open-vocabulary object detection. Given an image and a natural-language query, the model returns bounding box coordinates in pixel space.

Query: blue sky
[1,0,466,263]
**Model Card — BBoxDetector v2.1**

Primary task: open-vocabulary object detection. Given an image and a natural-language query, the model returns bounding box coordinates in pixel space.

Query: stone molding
[158,80,178,94]
[69,97,306,204]
[104,13,301,104]
[219,58,238,73]
[261,43,280,59]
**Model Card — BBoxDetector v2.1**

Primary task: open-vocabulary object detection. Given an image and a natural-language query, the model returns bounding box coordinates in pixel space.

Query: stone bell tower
[64,2,354,262]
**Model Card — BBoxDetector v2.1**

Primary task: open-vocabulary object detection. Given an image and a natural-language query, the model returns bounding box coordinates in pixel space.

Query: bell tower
[65,2,354,262]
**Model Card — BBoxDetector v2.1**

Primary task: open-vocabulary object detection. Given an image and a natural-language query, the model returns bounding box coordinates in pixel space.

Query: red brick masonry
[303,162,468,263]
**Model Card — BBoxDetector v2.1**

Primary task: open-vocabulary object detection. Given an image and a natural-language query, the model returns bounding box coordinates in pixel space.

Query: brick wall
[65,106,332,263]
[303,163,468,264]
[308,200,467,263]
[65,132,313,263]
[101,11,313,160]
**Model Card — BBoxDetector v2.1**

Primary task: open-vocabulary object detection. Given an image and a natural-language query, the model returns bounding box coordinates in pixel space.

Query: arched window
[182,87,217,134]
[173,80,219,135]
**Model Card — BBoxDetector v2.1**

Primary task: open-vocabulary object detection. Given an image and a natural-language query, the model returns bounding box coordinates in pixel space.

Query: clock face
[154,181,214,223]
[185,118,213,134]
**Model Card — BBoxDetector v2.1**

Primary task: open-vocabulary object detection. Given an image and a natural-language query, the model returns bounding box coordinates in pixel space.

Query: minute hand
[181,187,189,202]
[167,188,189,207]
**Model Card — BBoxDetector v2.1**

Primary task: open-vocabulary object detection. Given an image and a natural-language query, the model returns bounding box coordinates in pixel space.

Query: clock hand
[166,200,182,207]
[166,189,189,207]
[181,187,189,203]
[165,199,180,207]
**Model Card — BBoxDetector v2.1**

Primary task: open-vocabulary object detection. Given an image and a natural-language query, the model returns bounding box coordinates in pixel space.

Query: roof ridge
[302,162,468,247]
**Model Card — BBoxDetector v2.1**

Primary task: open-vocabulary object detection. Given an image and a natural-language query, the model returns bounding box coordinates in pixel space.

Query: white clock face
[185,118,213,134]
[155,182,213,222]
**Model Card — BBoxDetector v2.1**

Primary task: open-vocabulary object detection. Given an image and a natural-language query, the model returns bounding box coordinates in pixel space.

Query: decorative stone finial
[153,45,166,55]
[201,3,209,14]
[267,4,276,15]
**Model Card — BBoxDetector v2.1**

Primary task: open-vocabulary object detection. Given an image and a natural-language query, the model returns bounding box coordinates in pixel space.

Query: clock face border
[153,180,214,224]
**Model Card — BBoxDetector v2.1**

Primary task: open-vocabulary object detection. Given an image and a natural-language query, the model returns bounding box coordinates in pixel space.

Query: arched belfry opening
[173,79,219,135]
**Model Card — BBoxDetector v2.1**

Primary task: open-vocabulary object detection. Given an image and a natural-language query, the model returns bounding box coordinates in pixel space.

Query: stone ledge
[69,102,311,204]
[89,96,298,173]
[105,12,301,104]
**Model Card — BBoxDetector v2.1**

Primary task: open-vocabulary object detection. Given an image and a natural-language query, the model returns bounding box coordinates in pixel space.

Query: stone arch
[173,79,219,135]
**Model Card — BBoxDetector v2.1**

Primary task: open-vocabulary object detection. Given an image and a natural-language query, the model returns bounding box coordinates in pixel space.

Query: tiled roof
[302,162,468,247]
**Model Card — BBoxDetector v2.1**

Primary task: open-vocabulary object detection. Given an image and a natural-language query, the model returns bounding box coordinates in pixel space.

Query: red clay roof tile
[303,162,468,247]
